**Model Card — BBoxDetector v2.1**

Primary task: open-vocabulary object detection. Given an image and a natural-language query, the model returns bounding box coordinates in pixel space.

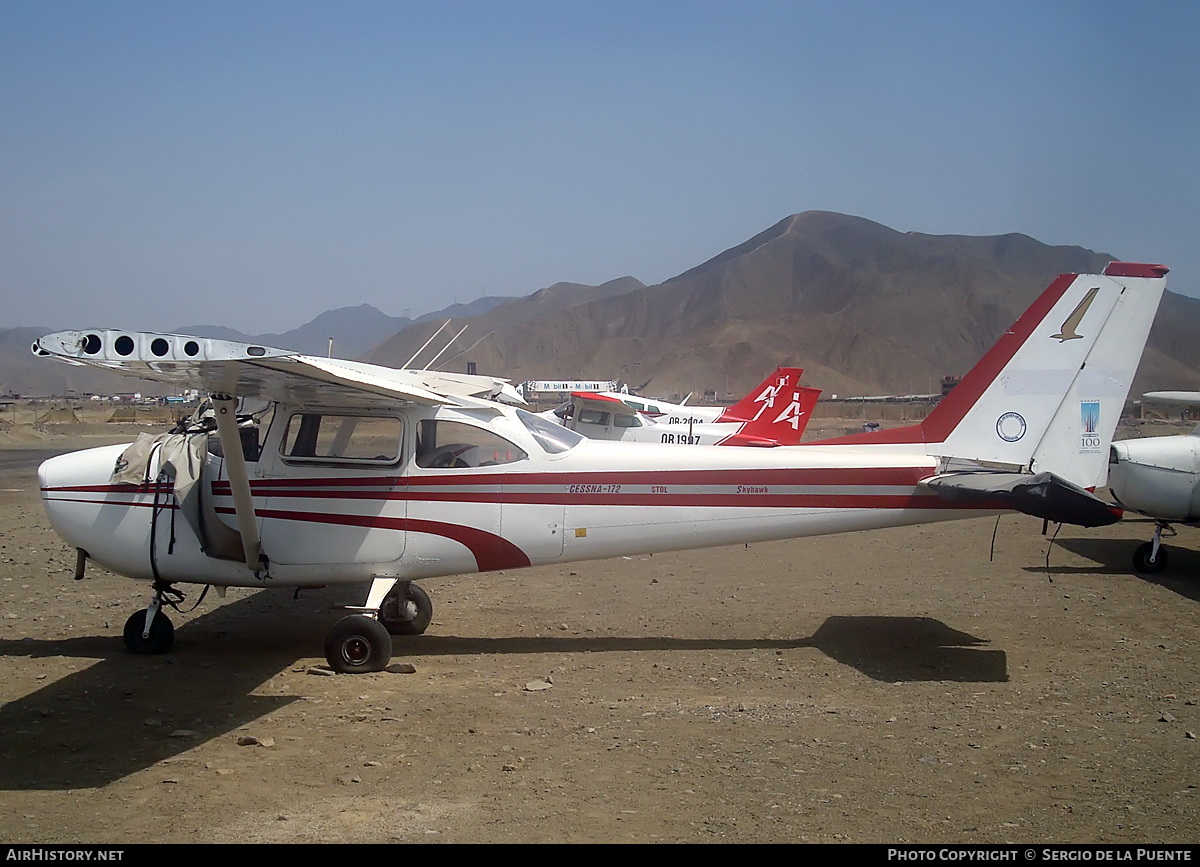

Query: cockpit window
[578,409,609,426]
[416,419,527,468]
[620,399,660,414]
[280,413,403,465]
[517,409,584,454]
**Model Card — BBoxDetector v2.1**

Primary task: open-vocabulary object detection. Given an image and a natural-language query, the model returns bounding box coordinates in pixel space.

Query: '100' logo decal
[1080,400,1101,453]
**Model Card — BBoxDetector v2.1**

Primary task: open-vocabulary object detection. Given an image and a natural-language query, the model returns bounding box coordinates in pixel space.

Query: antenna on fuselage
[423,325,469,370]
[403,320,451,369]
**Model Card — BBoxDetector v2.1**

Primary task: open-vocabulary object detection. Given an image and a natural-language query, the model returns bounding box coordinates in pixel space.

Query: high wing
[31,329,525,409]
[567,391,638,421]
[1142,392,1200,407]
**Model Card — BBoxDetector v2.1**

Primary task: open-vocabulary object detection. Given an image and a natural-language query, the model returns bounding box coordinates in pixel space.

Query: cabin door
[256,411,407,566]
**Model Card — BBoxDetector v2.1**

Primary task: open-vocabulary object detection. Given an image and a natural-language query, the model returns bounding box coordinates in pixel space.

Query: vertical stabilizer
[1028,263,1168,488]
[926,263,1167,483]
[716,367,807,424]
[728,380,821,445]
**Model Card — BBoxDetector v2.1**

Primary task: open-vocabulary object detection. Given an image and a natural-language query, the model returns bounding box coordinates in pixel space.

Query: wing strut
[212,394,266,572]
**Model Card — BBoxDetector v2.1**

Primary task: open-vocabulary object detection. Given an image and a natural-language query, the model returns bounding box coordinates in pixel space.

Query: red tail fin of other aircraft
[716,367,806,424]
[716,368,821,446]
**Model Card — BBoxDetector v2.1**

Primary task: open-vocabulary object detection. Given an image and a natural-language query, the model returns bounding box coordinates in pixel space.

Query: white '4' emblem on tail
[750,374,791,421]
[773,394,808,430]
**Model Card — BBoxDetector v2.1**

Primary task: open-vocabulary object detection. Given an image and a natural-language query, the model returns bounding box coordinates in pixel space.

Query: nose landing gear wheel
[122,610,175,655]
[324,614,393,673]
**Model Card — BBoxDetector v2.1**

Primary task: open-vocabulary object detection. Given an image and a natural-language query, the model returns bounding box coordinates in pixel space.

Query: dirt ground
[0,421,1197,844]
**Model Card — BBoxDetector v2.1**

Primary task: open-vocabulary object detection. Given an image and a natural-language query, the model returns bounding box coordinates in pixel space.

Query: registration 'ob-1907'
[661,433,699,445]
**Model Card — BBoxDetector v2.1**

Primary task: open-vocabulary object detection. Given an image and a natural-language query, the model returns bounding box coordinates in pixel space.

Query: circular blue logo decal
[996,412,1027,442]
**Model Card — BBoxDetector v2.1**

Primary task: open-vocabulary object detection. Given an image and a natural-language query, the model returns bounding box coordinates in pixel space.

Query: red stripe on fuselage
[40,482,173,494]
[39,495,178,509]
[202,465,962,509]
[242,508,531,572]
[210,465,936,495]
[224,490,978,509]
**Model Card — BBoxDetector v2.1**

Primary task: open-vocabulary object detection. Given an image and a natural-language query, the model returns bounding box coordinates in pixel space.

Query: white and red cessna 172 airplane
[31,262,1167,672]
[544,368,822,446]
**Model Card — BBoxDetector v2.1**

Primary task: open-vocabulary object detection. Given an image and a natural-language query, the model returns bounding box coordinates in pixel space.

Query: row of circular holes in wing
[80,333,268,358]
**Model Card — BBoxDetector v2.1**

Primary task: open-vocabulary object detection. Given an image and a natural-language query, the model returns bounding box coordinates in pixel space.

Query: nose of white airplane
[38,443,131,545]
[39,444,126,490]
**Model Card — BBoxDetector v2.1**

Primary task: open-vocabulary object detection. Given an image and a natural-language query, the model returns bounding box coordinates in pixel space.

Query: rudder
[928,263,1167,484]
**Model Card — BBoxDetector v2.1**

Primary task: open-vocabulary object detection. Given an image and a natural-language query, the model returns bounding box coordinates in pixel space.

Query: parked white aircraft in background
[545,368,822,446]
[1107,391,1200,572]
[30,262,1166,672]
[589,386,766,426]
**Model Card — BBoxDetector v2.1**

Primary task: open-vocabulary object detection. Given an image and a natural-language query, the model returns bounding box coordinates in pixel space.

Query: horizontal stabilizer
[924,471,1123,527]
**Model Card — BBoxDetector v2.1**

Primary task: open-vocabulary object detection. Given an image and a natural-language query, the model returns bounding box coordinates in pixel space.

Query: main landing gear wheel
[1133,541,1169,574]
[324,614,393,673]
[380,582,433,636]
[122,609,175,655]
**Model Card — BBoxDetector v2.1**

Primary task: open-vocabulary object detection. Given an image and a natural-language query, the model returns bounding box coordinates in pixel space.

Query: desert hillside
[8,212,1199,400]
[367,212,1200,400]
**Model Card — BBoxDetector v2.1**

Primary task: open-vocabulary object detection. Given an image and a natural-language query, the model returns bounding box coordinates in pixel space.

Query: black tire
[324,614,393,673]
[381,582,433,636]
[123,609,175,655]
[1133,541,1169,574]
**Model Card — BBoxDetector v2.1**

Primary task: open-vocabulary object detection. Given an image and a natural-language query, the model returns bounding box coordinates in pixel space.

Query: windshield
[517,409,584,454]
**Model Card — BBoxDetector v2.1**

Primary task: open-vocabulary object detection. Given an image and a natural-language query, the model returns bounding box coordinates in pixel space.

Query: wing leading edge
[31,329,525,409]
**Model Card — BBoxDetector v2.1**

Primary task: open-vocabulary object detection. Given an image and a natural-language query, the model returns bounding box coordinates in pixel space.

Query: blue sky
[2,1,1197,332]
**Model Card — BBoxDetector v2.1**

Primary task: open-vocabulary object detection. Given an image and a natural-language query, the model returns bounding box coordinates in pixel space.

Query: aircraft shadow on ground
[0,589,334,792]
[802,615,1007,684]
[0,593,1002,790]
[402,615,1006,684]
[1027,535,1200,601]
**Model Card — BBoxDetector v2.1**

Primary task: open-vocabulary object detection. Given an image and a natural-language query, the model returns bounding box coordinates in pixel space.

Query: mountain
[364,212,1200,401]
[362,277,646,369]
[7,212,1199,401]
[175,300,509,358]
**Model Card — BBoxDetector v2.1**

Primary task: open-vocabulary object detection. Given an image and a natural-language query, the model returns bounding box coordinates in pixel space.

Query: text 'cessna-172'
[31,262,1167,672]
[542,368,822,446]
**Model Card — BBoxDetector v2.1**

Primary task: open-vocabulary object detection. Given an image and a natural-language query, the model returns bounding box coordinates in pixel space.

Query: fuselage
[1108,434,1200,522]
[592,392,724,425]
[38,401,983,591]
